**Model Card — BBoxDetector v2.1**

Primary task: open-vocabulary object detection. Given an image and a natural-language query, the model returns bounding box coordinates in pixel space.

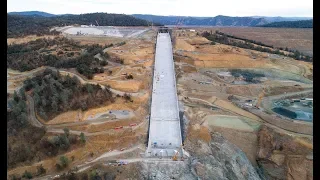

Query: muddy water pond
[272,101,313,122]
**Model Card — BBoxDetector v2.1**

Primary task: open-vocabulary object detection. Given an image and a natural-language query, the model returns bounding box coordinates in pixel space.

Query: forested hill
[7,13,157,38]
[9,11,56,17]
[132,14,268,26]
[257,19,313,28]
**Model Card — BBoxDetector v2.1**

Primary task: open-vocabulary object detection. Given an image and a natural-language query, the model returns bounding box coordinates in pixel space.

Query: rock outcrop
[139,132,261,180]
[257,125,313,180]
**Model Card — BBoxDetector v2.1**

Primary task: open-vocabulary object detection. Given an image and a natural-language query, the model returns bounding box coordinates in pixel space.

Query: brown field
[201,27,313,56]
[7,35,59,45]
[174,37,311,76]
[66,35,125,46]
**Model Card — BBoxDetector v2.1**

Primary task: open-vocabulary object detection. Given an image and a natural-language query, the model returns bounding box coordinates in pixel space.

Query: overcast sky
[7,0,313,17]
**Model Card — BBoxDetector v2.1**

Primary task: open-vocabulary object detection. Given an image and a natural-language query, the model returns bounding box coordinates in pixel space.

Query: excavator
[255,80,270,109]
[255,88,266,109]
[172,151,179,161]
[172,145,183,161]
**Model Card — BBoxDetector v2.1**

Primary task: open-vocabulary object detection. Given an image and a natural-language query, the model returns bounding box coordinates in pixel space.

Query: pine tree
[80,132,86,144]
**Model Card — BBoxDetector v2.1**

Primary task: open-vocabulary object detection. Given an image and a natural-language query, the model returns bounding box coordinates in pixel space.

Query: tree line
[215,31,274,48]
[201,31,312,62]
[258,19,313,28]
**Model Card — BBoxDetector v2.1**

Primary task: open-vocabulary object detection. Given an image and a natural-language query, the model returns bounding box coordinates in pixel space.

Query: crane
[95,20,99,27]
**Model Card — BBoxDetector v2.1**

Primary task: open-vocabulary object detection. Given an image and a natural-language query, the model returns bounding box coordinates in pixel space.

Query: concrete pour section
[146,33,183,157]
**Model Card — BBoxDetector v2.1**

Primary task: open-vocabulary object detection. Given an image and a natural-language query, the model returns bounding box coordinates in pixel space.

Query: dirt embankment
[257,125,313,180]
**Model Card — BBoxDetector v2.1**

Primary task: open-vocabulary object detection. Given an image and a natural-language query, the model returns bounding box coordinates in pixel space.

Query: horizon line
[7,11,313,18]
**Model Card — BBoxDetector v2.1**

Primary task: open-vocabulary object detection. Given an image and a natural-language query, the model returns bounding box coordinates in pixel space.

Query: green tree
[13,91,19,102]
[19,87,26,101]
[22,170,33,179]
[86,84,94,94]
[17,99,27,111]
[80,132,86,144]
[51,99,58,113]
[17,112,28,127]
[39,106,47,120]
[33,92,41,107]
[60,89,70,107]
[294,50,301,59]
[52,136,61,146]
[89,169,100,180]
[10,174,18,180]
[59,134,70,150]
[59,155,69,168]
[63,128,70,137]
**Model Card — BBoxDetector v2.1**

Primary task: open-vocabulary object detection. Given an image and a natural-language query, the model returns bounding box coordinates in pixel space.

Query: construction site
[7,24,313,180]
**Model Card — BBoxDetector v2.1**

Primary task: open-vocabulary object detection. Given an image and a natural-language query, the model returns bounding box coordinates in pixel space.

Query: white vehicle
[53,174,60,178]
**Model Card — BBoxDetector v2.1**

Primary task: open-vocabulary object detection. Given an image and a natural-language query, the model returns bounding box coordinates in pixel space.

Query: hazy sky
[7,0,313,17]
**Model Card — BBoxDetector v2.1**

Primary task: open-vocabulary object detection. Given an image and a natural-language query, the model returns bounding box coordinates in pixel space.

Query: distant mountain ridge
[132,14,267,26]
[258,19,313,28]
[132,14,312,27]
[8,11,56,17]
[250,16,312,22]
[8,11,313,27]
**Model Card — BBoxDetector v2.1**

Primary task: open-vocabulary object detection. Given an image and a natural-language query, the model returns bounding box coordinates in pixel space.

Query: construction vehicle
[95,20,99,27]
[172,150,179,161]
[172,145,183,161]
[255,80,271,109]
[255,88,266,109]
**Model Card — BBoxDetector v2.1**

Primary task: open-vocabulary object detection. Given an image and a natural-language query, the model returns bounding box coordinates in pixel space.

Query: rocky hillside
[137,131,262,179]
[257,125,313,179]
